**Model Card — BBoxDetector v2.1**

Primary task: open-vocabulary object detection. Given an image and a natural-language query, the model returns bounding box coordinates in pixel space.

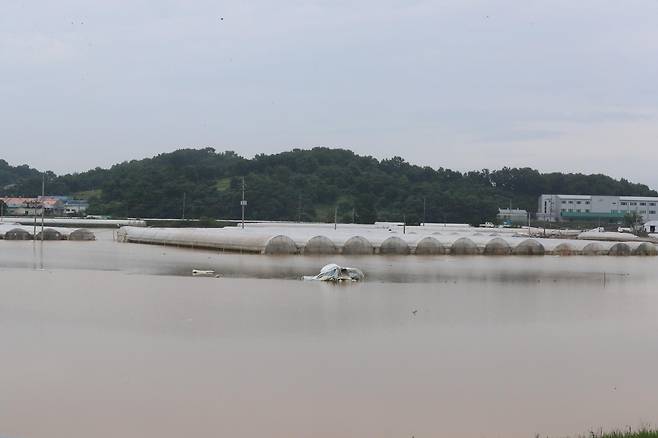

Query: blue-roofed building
[39,196,90,216]
[63,199,89,216]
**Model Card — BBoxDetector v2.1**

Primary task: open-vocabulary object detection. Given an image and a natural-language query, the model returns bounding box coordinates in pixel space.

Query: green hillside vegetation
[1,148,656,224]
[556,427,658,438]
[0,159,45,191]
[591,430,658,438]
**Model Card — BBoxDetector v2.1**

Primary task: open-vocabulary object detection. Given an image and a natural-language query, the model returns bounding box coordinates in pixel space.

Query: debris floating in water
[192,269,216,277]
[303,264,364,282]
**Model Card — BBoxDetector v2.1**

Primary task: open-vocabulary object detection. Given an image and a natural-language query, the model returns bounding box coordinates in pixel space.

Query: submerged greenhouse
[116,225,658,257]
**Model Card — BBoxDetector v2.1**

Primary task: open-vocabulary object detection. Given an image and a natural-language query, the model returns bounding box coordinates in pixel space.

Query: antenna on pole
[240,176,247,229]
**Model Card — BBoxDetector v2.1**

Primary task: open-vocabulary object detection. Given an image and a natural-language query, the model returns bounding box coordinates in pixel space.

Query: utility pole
[24,197,40,238]
[527,212,531,236]
[334,205,338,230]
[240,177,247,229]
[352,207,355,224]
[31,201,36,238]
[298,194,302,223]
[403,214,406,234]
[423,197,426,226]
[182,192,186,220]
[41,174,45,241]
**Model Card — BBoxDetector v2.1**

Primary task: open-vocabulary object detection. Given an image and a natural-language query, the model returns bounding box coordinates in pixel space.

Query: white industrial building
[537,194,658,223]
[645,221,658,234]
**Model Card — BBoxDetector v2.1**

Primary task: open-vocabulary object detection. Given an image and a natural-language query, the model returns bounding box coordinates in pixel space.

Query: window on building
[631,202,637,206]
[621,202,627,206]
[568,201,573,204]
[585,201,590,205]
[585,209,590,213]
[650,203,656,206]
[576,201,581,204]
[650,210,657,214]
[640,202,646,206]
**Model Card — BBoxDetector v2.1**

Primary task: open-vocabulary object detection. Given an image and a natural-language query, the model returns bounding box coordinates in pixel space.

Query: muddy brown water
[1,235,658,437]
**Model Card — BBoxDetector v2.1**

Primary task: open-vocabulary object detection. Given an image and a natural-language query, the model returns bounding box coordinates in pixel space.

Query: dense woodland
[2,148,656,225]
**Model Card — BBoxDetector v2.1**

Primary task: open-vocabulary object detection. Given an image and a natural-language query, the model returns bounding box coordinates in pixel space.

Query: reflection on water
[1,237,658,437]
[1,234,656,284]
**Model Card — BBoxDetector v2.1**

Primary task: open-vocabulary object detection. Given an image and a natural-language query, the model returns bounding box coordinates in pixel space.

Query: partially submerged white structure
[0,217,145,228]
[116,225,657,256]
[117,227,297,254]
[303,264,365,282]
[0,223,96,241]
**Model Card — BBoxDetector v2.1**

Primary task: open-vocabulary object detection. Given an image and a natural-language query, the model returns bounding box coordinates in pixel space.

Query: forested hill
[2,148,656,224]
[0,159,49,191]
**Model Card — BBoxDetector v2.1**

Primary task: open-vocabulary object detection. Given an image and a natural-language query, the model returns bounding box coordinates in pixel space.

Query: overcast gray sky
[2,0,657,188]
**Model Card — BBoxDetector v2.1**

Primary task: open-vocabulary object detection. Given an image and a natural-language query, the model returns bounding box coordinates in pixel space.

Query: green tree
[623,211,644,231]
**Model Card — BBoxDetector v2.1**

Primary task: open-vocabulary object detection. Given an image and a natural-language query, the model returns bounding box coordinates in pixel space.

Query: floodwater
[1,233,658,438]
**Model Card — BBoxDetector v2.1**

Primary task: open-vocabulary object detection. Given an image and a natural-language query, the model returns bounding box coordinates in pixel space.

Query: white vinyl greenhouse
[116,225,658,256]
[0,223,96,241]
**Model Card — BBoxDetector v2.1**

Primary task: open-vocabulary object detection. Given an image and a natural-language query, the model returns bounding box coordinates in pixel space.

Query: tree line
[1,148,656,225]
